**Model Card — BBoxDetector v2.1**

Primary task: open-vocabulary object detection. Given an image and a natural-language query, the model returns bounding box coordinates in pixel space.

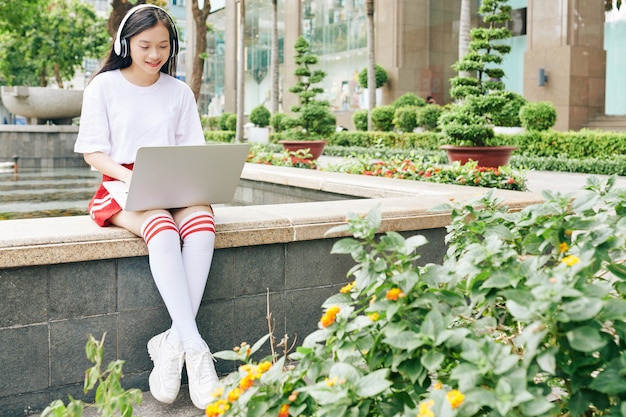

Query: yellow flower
[211,386,224,398]
[239,374,254,390]
[446,389,465,409]
[370,295,377,304]
[340,281,356,293]
[417,399,435,417]
[226,387,242,402]
[325,376,338,387]
[327,305,340,315]
[561,255,580,266]
[258,361,272,373]
[367,312,380,321]
[205,399,230,417]
[386,288,405,301]
[559,242,569,253]
[433,381,443,390]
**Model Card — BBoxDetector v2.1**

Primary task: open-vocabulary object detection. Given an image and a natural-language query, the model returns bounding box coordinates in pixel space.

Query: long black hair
[92,6,178,80]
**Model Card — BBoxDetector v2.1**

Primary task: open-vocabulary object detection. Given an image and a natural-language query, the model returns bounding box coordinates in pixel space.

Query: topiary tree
[370,105,395,132]
[441,0,513,146]
[392,106,419,133]
[392,92,426,109]
[352,109,369,131]
[288,36,336,139]
[357,64,388,89]
[249,104,271,127]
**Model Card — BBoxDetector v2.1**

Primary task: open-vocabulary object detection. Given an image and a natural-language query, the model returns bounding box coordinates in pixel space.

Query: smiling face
[125,22,171,85]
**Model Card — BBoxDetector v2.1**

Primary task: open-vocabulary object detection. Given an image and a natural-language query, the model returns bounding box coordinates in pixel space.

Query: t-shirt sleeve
[74,78,112,155]
[175,86,205,146]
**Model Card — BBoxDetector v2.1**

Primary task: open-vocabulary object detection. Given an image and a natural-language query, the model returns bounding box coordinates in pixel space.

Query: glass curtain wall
[301,0,367,111]
[605,6,626,115]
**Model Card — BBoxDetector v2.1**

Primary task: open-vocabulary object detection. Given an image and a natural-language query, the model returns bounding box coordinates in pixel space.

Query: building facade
[192,0,622,131]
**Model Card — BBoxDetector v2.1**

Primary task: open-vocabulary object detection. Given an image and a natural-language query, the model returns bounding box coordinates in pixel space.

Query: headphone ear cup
[120,38,128,58]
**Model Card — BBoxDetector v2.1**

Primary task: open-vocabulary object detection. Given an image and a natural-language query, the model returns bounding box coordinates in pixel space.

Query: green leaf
[607,262,626,280]
[566,325,608,352]
[331,238,362,255]
[421,351,445,372]
[589,362,626,395]
[354,369,393,397]
[383,331,425,351]
[561,297,603,322]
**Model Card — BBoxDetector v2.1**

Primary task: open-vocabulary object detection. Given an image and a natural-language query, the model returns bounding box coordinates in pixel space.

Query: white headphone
[113,4,179,58]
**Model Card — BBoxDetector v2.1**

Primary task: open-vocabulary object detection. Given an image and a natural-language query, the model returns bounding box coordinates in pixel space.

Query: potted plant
[279,36,336,160]
[440,0,517,167]
[358,64,388,109]
[247,104,271,143]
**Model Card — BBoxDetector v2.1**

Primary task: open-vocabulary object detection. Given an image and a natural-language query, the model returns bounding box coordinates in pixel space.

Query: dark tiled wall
[0,230,446,416]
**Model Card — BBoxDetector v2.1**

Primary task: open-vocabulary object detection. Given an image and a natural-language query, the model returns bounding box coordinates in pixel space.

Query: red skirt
[88,164,133,227]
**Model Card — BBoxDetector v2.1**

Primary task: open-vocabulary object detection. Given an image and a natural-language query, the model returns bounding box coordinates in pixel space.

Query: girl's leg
[171,205,219,410]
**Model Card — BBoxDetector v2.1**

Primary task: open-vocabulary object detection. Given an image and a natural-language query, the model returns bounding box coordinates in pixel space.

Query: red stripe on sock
[143,216,178,245]
[179,214,215,240]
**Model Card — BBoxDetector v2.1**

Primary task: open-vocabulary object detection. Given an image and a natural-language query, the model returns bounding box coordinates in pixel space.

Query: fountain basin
[1,86,83,124]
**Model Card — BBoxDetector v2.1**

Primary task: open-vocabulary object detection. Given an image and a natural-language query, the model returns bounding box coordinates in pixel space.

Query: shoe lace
[162,349,184,383]
[189,350,217,385]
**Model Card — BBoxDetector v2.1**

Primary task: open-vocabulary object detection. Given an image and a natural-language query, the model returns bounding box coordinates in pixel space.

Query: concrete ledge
[0,163,543,268]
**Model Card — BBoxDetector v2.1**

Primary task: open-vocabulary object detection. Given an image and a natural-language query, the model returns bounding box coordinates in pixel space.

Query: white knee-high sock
[141,214,203,347]
[179,211,216,315]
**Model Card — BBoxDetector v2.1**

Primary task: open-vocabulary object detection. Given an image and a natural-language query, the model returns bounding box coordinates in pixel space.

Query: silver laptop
[103,143,250,211]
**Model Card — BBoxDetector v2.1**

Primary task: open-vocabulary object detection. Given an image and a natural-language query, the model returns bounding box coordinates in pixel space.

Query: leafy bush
[357,64,389,89]
[438,104,495,146]
[392,105,418,133]
[416,104,443,131]
[208,179,626,417]
[490,91,527,127]
[519,101,557,131]
[370,105,395,132]
[352,109,369,131]
[219,112,236,131]
[249,105,271,127]
[269,112,293,133]
[392,92,426,109]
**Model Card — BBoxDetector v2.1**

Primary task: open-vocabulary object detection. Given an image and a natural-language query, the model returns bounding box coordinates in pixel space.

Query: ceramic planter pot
[278,140,327,160]
[441,145,517,168]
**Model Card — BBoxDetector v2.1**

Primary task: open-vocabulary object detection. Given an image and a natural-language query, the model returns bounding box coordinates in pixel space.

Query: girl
[74,4,218,410]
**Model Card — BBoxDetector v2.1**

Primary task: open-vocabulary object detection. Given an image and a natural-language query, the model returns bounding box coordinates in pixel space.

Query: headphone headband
[113,4,178,58]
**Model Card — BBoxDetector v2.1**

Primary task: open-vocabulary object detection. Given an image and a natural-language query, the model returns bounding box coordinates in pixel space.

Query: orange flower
[432,381,443,390]
[239,374,254,391]
[278,403,290,417]
[320,305,340,327]
[558,242,569,253]
[288,391,299,402]
[386,288,405,301]
[446,389,465,409]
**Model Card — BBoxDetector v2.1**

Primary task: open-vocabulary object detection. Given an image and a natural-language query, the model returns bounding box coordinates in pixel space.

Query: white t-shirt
[75,69,204,164]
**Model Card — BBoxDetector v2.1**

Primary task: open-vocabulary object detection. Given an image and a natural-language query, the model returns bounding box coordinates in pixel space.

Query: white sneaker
[186,345,220,410]
[147,330,185,404]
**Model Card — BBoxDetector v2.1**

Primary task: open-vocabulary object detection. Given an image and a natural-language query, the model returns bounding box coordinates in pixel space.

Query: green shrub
[352,109,369,131]
[269,112,292,132]
[491,91,527,127]
[438,104,495,146]
[392,92,426,109]
[219,112,235,131]
[392,105,418,132]
[370,105,395,132]
[249,105,271,127]
[416,104,443,131]
[519,101,557,131]
[357,64,389,89]
[225,113,237,132]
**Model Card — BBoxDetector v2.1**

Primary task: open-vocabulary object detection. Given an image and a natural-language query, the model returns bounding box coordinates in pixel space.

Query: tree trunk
[459,0,471,78]
[366,0,375,131]
[107,0,145,38]
[54,63,64,89]
[190,0,212,102]
[235,0,246,143]
[270,0,280,114]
